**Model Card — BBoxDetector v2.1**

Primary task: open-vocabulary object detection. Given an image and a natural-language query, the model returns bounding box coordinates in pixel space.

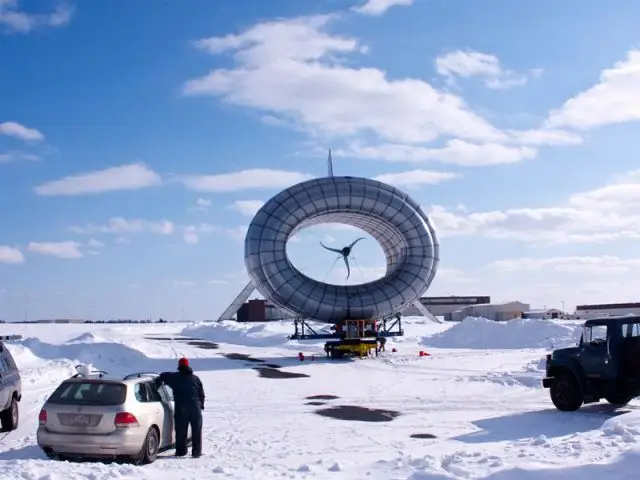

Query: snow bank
[181,320,328,348]
[421,317,581,350]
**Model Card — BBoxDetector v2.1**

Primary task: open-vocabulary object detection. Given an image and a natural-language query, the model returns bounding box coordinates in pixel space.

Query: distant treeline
[0,319,209,324]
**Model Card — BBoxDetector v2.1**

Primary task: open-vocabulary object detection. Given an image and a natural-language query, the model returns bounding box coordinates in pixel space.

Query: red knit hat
[178,357,189,368]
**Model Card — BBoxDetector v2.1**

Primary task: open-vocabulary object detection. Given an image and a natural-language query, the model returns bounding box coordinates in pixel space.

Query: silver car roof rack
[123,372,159,380]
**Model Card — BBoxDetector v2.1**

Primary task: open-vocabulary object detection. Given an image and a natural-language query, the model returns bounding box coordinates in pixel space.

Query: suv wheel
[605,393,633,407]
[0,397,18,431]
[550,372,583,411]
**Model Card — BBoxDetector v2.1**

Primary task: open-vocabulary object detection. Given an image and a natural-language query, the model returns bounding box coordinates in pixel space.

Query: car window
[145,382,162,402]
[48,381,126,405]
[0,357,8,374]
[134,382,162,402]
[134,383,149,402]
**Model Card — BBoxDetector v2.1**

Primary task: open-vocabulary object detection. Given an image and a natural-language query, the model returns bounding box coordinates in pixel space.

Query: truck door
[580,325,616,378]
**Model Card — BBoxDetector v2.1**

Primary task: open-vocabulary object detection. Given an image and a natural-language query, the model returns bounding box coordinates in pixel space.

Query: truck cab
[542,316,640,411]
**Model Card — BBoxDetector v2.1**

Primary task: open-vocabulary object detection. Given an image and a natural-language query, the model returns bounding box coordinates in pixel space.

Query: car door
[148,382,174,448]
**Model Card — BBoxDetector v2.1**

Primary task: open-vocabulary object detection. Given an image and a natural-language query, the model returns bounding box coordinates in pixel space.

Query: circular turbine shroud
[244,176,440,323]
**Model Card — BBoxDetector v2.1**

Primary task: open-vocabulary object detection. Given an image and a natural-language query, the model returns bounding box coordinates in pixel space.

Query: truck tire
[550,372,583,411]
[605,393,632,407]
[0,397,19,431]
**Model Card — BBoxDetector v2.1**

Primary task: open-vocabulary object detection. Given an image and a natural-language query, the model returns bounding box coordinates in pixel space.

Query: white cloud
[0,121,44,141]
[195,197,211,210]
[507,128,583,147]
[352,0,414,16]
[183,15,506,146]
[338,140,537,166]
[373,169,460,188]
[183,225,200,244]
[488,256,640,274]
[34,163,162,196]
[425,168,640,244]
[87,238,105,248]
[435,49,532,90]
[0,245,24,264]
[28,241,83,259]
[180,169,312,192]
[69,217,175,235]
[0,152,40,163]
[547,49,640,130]
[228,200,264,216]
[0,1,73,34]
[207,279,230,285]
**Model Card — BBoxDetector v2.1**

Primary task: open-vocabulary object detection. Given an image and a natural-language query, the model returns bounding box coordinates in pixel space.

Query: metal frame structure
[289,314,403,341]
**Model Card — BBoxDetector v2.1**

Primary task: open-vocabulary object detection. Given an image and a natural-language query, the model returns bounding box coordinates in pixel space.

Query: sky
[1,0,640,321]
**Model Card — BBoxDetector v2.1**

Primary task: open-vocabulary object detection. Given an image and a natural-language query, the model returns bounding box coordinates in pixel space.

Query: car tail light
[38,409,47,425]
[114,412,139,428]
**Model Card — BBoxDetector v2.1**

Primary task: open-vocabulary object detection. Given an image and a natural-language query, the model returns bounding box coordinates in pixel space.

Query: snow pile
[422,317,580,350]
[602,411,640,440]
[182,320,327,348]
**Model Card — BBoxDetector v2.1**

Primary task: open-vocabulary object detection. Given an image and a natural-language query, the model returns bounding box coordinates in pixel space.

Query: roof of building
[576,302,640,310]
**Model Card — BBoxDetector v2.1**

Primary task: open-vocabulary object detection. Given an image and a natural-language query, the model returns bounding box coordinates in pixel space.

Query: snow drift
[421,317,581,350]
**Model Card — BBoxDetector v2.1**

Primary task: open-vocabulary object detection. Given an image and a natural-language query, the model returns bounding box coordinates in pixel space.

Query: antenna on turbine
[327,148,334,177]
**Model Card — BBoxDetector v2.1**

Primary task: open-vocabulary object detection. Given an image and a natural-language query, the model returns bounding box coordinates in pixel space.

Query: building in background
[574,302,640,319]
[236,298,297,322]
[447,301,531,322]
[403,296,491,317]
[522,308,563,320]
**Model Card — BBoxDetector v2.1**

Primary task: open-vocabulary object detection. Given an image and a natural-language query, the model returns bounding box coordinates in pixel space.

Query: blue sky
[1,0,640,321]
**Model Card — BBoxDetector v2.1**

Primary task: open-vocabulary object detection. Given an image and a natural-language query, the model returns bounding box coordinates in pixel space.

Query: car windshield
[48,380,126,406]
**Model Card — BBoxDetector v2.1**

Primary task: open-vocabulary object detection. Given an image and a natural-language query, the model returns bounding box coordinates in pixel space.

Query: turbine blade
[320,242,343,254]
[348,237,365,249]
[344,256,351,280]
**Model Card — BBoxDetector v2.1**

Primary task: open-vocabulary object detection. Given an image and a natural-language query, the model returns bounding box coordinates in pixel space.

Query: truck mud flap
[542,377,553,388]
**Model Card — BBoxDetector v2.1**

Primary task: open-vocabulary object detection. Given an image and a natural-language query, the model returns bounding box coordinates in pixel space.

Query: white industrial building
[446,301,531,322]
[522,308,563,320]
[574,302,640,319]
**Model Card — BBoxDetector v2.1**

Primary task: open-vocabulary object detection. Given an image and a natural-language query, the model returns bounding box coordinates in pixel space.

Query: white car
[37,366,187,464]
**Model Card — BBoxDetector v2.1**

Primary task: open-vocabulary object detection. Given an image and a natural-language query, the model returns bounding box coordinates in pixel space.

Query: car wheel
[550,372,583,411]
[134,427,160,465]
[0,397,18,431]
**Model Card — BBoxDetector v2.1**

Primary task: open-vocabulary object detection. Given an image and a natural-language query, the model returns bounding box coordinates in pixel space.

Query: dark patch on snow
[223,353,264,362]
[262,363,282,368]
[314,405,400,422]
[143,336,203,341]
[186,340,219,350]
[411,433,437,439]
[306,394,339,400]
[305,401,326,406]
[253,367,310,379]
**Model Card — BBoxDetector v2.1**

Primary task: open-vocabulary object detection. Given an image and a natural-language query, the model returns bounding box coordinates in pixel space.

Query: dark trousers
[174,403,203,456]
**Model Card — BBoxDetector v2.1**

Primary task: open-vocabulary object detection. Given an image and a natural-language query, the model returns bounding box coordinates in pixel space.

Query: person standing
[155,357,205,458]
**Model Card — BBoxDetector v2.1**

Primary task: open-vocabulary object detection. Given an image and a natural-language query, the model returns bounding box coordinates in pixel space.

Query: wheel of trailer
[550,372,583,411]
[0,397,18,431]
[605,393,633,407]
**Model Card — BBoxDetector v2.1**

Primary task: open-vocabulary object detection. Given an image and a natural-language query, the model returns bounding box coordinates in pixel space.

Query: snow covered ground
[1,316,639,479]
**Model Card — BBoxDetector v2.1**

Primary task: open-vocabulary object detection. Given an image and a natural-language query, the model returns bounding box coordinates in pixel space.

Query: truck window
[621,323,640,337]
[584,325,607,344]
